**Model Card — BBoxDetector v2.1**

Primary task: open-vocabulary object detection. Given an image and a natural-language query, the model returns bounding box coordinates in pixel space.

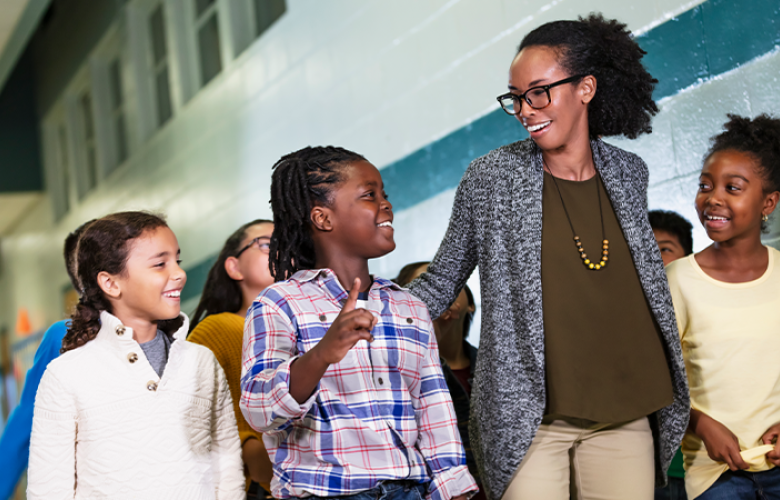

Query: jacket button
[378,377,384,385]
[146,381,158,392]
[319,314,326,321]
[127,353,138,363]
[115,325,126,335]
[406,318,413,324]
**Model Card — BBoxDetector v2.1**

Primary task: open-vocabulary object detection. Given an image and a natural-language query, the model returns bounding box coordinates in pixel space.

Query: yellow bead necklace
[544,160,610,271]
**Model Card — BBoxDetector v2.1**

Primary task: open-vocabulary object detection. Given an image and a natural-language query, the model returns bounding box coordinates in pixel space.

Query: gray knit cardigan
[408,138,690,500]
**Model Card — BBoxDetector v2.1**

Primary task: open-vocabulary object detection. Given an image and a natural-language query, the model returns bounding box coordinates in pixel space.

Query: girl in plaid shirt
[240,146,477,500]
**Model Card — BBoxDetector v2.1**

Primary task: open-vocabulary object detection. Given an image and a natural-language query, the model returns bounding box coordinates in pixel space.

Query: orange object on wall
[15,308,32,337]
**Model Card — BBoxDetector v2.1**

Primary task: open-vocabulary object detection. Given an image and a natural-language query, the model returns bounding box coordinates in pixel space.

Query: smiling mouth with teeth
[163,290,181,298]
[526,121,551,132]
[706,215,729,221]
[377,221,393,228]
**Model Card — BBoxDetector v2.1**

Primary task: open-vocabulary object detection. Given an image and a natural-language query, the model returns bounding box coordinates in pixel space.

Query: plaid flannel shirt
[240,269,476,500]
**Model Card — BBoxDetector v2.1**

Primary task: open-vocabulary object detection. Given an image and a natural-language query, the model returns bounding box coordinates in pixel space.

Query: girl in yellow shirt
[666,114,780,499]
[188,219,275,498]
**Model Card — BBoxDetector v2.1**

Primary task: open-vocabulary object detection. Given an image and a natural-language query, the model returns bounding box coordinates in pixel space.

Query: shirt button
[378,377,384,385]
[127,353,138,363]
[115,325,126,336]
[319,314,326,321]
[146,381,158,392]
[406,318,413,324]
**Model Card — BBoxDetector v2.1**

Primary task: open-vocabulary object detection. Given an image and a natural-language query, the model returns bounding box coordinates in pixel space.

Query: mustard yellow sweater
[189,312,271,492]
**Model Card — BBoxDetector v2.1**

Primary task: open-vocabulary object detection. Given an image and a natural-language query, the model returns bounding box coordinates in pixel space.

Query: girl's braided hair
[189,219,272,332]
[518,13,658,139]
[61,211,183,353]
[269,146,366,281]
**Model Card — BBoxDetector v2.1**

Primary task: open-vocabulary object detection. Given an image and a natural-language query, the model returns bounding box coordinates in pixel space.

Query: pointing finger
[343,277,361,313]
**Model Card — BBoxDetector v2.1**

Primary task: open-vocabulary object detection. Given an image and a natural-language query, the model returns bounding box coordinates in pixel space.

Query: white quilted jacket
[27,311,245,500]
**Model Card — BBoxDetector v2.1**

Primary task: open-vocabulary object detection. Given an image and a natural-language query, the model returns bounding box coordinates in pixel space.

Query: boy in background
[649,209,693,500]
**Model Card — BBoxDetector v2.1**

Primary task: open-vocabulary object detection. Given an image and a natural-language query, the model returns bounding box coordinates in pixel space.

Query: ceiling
[0,0,49,237]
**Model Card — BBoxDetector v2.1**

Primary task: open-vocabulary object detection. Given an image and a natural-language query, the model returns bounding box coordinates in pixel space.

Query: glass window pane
[86,145,97,191]
[108,59,123,111]
[79,93,94,140]
[195,0,215,18]
[156,67,173,126]
[197,14,222,86]
[149,5,167,65]
[254,0,286,37]
[115,114,128,164]
[58,126,70,211]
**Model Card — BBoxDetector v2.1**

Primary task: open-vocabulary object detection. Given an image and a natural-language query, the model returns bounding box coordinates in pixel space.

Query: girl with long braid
[27,211,244,499]
[240,146,477,500]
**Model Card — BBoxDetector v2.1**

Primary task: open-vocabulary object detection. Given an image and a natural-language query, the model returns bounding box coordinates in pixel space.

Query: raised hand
[311,277,377,365]
[289,277,377,403]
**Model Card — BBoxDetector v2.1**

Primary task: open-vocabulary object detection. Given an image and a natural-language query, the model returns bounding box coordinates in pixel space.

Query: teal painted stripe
[181,254,217,303]
[183,0,780,299]
[381,112,528,209]
[382,0,780,213]
[640,0,780,100]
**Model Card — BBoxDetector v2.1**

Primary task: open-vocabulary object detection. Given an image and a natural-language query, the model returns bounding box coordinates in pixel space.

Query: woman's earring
[762,214,769,222]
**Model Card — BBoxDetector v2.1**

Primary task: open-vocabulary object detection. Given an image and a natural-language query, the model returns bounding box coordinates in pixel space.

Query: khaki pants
[502,415,654,500]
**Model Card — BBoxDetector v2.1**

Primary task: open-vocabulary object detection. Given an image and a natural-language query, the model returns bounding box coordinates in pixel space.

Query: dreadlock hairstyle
[518,13,658,139]
[189,219,273,332]
[63,219,97,291]
[61,211,183,353]
[705,113,780,231]
[269,146,366,281]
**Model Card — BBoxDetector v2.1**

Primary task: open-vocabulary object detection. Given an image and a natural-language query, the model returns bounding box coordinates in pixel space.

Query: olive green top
[541,171,673,423]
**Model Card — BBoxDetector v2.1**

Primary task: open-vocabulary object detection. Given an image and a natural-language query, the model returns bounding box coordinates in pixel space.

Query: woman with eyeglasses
[407,14,689,500]
[189,219,275,499]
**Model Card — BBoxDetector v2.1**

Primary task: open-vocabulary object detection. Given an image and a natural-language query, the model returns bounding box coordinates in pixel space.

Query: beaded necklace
[544,160,610,270]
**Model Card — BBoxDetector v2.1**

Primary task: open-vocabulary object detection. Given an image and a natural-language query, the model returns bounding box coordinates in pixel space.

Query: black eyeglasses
[235,236,271,258]
[496,75,586,115]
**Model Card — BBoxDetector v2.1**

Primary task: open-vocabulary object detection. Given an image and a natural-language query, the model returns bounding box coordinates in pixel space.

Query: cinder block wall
[2,0,779,359]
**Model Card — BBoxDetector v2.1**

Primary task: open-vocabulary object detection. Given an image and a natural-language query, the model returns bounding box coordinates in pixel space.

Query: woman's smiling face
[508,46,594,151]
[696,150,779,243]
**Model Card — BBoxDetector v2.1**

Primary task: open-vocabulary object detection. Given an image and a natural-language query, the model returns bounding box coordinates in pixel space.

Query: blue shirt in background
[0,320,67,500]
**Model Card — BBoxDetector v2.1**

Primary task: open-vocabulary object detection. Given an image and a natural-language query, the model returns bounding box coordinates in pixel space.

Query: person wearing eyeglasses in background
[188,220,275,499]
[407,14,689,500]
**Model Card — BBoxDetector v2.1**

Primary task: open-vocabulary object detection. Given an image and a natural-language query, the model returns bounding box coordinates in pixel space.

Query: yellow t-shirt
[667,247,780,499]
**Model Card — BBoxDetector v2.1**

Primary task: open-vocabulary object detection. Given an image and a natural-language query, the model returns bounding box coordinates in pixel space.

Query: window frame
[41,103,76,220]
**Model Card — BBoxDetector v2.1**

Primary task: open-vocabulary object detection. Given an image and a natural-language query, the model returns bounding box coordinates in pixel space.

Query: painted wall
[1,0,779,368]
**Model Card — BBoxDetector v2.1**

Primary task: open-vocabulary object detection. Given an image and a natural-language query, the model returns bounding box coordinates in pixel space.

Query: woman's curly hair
[518,13,658,139]
[706,113,780,193]
[61,211,183,353]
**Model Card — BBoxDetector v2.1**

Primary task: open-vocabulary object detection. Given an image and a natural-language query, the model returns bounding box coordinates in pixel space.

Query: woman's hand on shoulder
[690,409,749,471]
[761,422,780,466]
